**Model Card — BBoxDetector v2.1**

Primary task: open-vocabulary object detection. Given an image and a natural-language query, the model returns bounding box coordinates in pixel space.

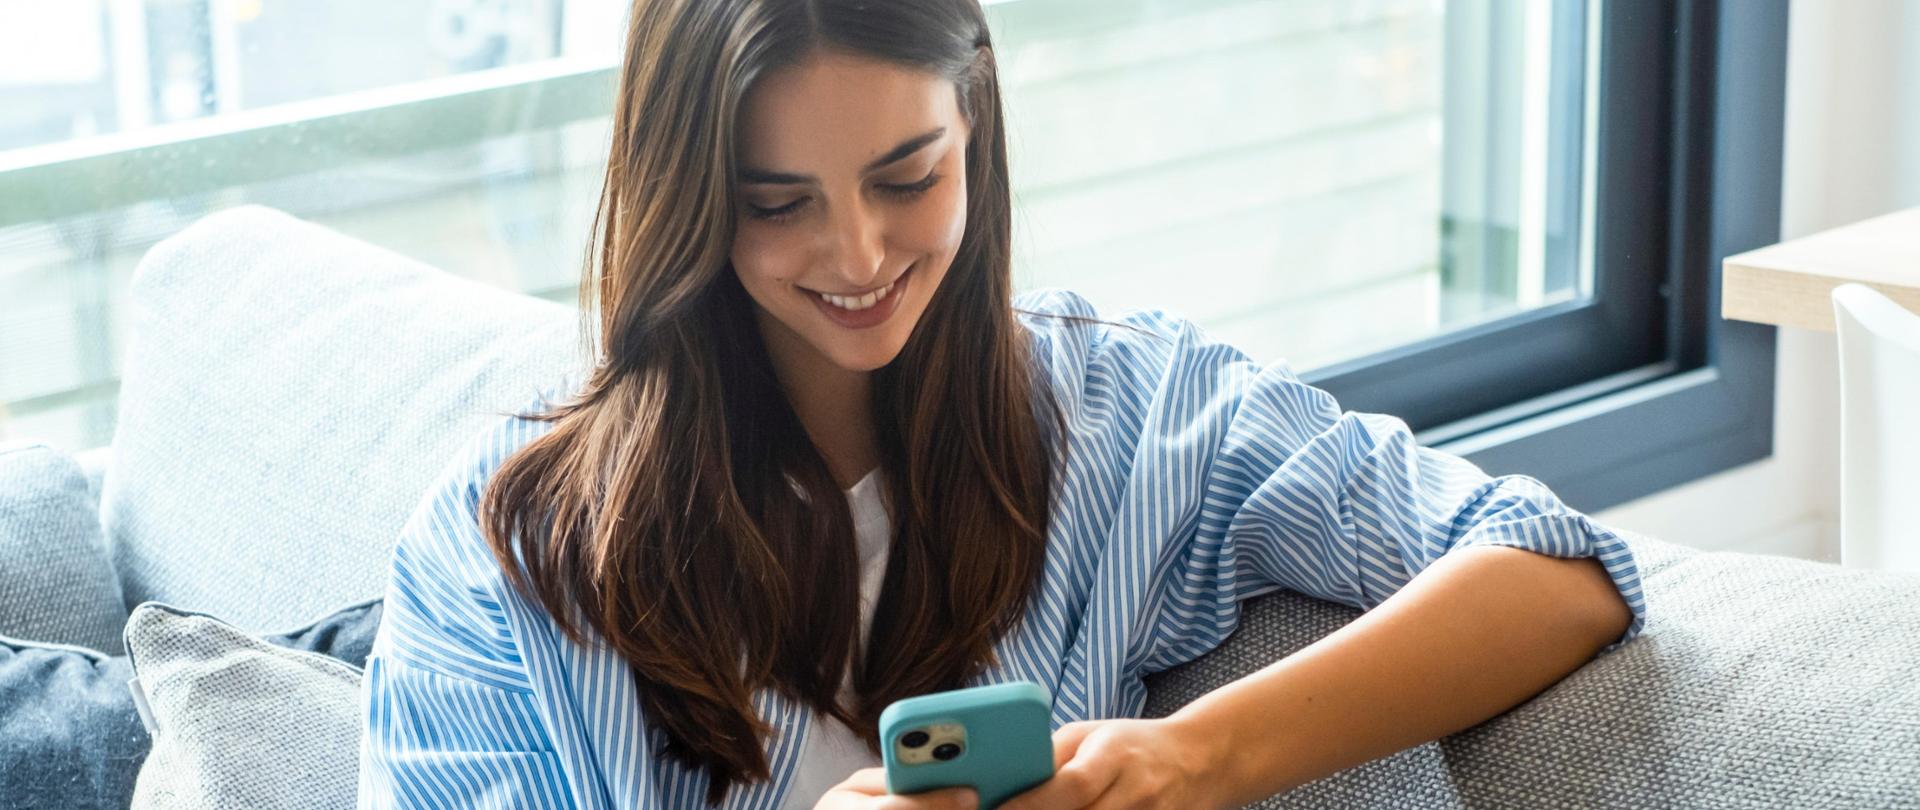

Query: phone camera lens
[932,743,963,761]
[901,731,930,748]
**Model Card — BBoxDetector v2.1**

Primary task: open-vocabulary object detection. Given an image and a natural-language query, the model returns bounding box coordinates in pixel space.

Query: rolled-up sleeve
[1057,301,1650,674]
[1200,358,1648,655]
[357,425,577,810]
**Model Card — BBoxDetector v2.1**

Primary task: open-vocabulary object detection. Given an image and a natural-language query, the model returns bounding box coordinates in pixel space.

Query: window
[1004,0,1589,376]
[0,0,1785,513]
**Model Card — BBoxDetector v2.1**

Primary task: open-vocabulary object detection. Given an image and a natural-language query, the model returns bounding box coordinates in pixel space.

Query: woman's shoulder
[1013,286,1180,333]
[397,371,581,571]
[1013,287,1263,393]
[464,372,582,479]
[377,372,590,677]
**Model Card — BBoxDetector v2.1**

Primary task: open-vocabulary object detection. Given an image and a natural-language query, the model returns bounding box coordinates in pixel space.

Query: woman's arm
[1006,294,1649,808]
[1000,545,1633,810]
[1170,544,1633,808]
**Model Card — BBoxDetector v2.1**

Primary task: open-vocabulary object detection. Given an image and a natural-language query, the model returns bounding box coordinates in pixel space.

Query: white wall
[1591,0,1920,561]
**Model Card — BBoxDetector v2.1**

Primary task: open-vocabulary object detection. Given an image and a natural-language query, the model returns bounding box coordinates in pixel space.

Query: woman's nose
[824,200,885,287]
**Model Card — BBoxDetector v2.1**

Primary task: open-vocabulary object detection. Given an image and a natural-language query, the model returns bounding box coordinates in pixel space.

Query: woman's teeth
[817,281,893,311]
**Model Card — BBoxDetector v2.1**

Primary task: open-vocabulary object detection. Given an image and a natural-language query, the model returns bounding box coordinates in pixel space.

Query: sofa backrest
[102,205,584,631]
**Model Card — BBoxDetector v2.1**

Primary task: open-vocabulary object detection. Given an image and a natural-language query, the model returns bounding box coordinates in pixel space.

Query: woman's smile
[801,263,915,329]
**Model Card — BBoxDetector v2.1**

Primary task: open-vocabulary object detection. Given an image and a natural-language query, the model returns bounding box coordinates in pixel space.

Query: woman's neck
[759,319,882,490]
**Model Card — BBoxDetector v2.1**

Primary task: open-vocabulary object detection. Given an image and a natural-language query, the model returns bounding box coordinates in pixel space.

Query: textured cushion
[1143,531,1920,807]
[0,440,129,654]
[103,204,583,631]
[0,635,145,810]
[1,598,383,810]
[124,600,381,810]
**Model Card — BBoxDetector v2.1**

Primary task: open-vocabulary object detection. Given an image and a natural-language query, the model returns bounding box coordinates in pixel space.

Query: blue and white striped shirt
[357,288,1647,809]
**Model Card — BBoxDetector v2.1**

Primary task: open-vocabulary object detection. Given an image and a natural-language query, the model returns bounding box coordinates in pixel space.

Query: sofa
[2,205,1916,808]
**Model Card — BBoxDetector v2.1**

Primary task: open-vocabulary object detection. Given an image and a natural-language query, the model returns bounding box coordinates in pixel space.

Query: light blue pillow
[0,440,127,654]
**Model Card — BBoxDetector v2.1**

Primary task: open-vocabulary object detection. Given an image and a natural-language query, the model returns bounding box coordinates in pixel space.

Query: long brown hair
[476,0,1064,803]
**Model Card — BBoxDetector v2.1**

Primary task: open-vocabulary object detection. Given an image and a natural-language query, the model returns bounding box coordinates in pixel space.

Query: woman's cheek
[731,225,804,290]
[907,181,969,259]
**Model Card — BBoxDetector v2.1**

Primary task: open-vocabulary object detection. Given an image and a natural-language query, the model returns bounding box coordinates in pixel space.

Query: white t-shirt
[778,467,891,810]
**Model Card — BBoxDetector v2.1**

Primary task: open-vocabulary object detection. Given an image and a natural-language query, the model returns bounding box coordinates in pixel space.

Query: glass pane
[993,0,1591,371]
[0,0,621,453]
[0,0,1590,454]
[0,0,607,150]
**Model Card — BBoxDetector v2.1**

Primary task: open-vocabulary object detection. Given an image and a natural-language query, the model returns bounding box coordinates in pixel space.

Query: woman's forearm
[1165,544,1635,809]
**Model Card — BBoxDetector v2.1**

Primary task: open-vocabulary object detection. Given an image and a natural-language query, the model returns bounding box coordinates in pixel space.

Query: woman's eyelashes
[745,197,806,222]
[743,170,944,223]
[880,169,944,199]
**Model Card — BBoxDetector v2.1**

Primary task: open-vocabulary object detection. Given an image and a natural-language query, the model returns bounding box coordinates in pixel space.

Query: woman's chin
[797,308,920,372]
[822,342,906,373]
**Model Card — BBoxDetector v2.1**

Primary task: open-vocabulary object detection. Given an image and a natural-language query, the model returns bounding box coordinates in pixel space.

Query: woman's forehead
[737,49,963,173]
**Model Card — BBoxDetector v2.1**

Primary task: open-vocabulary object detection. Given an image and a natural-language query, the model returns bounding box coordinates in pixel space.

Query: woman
[357,0,1646,807]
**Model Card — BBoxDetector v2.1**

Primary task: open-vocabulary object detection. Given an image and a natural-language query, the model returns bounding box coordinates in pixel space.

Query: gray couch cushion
[1,598,384,810]
[1143,531,1920,808]
[124,601,374,810]
[102,204,584,631]
[0,440,129,654]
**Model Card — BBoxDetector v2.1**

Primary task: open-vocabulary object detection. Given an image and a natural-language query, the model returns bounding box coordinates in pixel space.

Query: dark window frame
[1305,0,1786,513]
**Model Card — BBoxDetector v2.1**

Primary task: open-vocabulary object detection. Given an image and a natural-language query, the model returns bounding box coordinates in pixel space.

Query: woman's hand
[998,718,1223,810]
[815,766,979,810]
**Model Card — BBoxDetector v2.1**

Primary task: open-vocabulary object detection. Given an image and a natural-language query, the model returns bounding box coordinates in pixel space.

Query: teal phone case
[879,681,1054,809]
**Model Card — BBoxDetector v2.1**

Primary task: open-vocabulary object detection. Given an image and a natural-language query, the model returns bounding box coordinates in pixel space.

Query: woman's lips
[804,264,913,330]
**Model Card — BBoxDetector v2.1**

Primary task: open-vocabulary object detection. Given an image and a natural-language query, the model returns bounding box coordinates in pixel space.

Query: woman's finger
[818,768,978,810]
[1049,721,1100,770]
[830,766,888,795]
[874,785,978,810]
[1000,752,1120,810]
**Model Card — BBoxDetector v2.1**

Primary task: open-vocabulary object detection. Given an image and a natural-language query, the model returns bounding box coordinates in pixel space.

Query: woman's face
[731,48,971,373]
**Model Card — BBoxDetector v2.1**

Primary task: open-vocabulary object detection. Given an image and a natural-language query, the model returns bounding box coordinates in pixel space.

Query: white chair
[1832,282,1920,573]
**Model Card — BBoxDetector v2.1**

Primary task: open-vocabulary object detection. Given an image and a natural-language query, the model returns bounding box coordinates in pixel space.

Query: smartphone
[879,681,1055,809]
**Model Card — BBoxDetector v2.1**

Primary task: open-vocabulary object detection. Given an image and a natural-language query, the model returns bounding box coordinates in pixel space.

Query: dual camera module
[893,722,967,765]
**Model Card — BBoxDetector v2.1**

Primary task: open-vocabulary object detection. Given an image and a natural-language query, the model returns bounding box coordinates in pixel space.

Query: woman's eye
[879,170,942,199]
[744,172,942,223]
[746,198,807,221]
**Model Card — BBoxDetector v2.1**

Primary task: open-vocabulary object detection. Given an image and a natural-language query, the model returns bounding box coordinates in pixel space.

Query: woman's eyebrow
[739,126,947,185]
